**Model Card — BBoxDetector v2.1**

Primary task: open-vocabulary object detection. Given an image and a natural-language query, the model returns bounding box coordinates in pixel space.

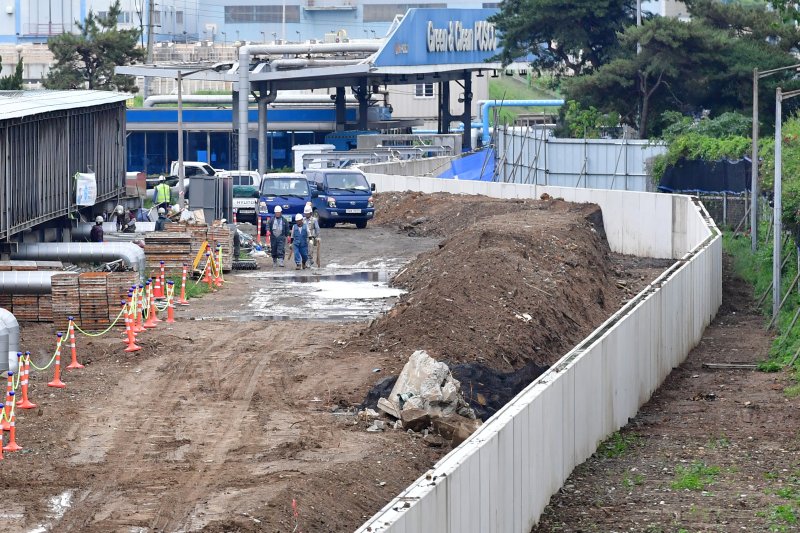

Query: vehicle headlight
[258,201,267,213]
[327,197,336,208]
[368,196,374,208]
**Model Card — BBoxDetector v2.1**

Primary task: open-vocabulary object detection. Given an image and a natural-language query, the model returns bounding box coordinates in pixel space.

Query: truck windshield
[326,173,370,192]
[261,178,309,197]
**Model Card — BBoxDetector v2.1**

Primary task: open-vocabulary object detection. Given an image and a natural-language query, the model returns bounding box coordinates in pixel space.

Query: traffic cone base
[47,378,65,388]
[3,429,21,452]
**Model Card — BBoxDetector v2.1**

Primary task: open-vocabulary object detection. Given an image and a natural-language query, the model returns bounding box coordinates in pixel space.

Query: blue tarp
[438,149,496,181]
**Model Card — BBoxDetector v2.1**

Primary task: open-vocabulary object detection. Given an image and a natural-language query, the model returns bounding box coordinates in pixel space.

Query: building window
[117,11,131,23]
[363,3,447,22]
[176,10,184,24]
[415,83,434,98]
[224,5,301,23]
[152,10,161,25]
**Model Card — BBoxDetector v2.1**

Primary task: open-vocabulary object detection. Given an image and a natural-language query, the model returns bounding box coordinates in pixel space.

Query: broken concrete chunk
[377,397,401,419]
[383,350,468,419]
[400,408,432,433]
[423,433,445,448]
[433,414,483,446]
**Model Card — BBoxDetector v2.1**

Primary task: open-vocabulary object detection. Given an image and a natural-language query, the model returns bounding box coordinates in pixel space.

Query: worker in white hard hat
[90,215,104,243]
[155,206,169,231]
[115,205,136,233]
[303,204,321,268]
[268,205,289,267]
[153,175,171,210]
[291,213,309,269]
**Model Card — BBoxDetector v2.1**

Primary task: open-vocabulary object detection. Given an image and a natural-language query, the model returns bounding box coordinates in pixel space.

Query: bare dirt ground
[533,257,800,533]
[1,192,670,533]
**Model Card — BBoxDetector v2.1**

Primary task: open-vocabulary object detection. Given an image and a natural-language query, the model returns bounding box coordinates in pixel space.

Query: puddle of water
[27,490,73,533]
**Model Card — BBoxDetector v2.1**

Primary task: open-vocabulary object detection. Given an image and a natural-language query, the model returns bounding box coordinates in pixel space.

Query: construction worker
[268,206,289,267]
[115,205,136,233]
[155,207,169,231]
[303,204,321,267]
[291,213,309,269]
[90,216,104,243]
[153,175,171,210]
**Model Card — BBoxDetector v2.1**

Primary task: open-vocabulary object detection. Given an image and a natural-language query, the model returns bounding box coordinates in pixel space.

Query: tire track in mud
[54,322,300,531]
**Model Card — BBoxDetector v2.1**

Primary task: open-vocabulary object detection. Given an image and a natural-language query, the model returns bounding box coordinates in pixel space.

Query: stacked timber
[77,272,109,329]
[38,296,53,322]
[51,273,80,330]
[106,271,138,323]
[208,225,234,272]
[11,295,38,321]
[144,232,193,272]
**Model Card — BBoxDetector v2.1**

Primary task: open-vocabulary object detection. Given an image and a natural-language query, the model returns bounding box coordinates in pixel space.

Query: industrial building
[0,90,128,246]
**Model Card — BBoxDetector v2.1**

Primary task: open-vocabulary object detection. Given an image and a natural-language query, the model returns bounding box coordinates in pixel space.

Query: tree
[564,1,800,138]
[0,57,24,90]
[44,0,143,92]
[489,0,636,75]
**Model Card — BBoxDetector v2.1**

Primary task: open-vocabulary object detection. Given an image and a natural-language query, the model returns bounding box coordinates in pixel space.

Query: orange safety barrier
[159,261,166,298]
[153,271,164,300]
[47,332,66,389]
[66,319,84,370]
[3,392,21,452]
[233,209,238,225]
[256,217,262,245]
[1,371,12,431]
[18,352,36,410]
[144,281,158,329]
[125,299,142,352]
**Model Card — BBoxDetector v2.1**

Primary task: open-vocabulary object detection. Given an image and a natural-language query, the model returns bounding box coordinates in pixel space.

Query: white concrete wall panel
[357,173,722,533]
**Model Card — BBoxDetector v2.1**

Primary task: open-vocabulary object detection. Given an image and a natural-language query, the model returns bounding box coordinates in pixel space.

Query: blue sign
[373,8,500,68]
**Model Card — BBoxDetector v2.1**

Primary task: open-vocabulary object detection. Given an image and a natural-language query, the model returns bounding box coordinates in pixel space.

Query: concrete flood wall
[356,174,722,533]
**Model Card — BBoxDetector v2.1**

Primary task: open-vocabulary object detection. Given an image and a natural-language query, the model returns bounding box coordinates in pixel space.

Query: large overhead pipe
[238,42,381,171]
[143,92,378,108]
[0,271,60,295]
[0,317,8,374]
[0,308,20,373]
[12,243,146,274]
[479,99,565,146]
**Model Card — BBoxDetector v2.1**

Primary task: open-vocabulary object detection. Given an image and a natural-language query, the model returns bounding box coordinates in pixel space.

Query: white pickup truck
[220,170,261,223]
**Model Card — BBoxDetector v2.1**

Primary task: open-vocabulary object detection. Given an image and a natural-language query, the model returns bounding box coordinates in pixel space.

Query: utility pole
[144,0,155,99]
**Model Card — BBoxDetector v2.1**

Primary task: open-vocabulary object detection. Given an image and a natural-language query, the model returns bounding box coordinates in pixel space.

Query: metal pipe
[0,307,17,373]
[0,271,59,295]
[0,317,7,374]
[12,243,146,274]
[144,93,374,107]
[479,100,564,145]
[237,41,381,171]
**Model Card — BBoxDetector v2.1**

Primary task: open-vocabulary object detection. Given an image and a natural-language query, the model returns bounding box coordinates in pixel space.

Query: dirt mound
[361,195,623,372]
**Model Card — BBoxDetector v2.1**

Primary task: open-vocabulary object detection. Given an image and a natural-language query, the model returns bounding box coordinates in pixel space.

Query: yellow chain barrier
[72,305,126,337]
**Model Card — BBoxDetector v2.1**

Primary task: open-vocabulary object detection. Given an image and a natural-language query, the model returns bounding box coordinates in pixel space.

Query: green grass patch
[622,472,645,488]
[166,276,210,300]
[598,431,640,459]
[723,229,800,376]
[487,74,560,125]
[770,504,798,531]
[671,462,721,491]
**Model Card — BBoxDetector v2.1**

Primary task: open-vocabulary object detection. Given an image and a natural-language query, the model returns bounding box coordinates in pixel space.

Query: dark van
[303,168,375,228]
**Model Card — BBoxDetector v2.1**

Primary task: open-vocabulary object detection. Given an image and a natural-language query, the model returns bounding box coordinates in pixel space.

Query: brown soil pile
[364,192,624,372]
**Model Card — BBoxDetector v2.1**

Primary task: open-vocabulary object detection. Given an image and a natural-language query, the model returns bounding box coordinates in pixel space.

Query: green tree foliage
[563,0,800,138]
[557,100,619,138]
[650,111,753,182]
[0,57,24,90]
[44,0,142,91]
[489,0,636,75]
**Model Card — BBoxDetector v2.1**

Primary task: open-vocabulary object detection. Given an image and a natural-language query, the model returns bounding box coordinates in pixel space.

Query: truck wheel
[356,221,368,229]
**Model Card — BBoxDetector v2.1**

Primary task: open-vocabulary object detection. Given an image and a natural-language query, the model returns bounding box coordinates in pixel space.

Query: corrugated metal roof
[0,90,129,121]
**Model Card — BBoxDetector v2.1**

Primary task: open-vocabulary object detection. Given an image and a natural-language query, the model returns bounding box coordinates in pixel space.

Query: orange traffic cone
[215,245,224,287]
[177,264,190,305]
[47,333,66,389]
[166,282,176,323]
[3,392,21,452]
[159,261,167,297]
[144,284,158,329]
[233,209,238,225]
[256,217,262,245]
[66,319,84,370]
[18,352,36,410]
[1,370,12,431]
[135,285,146,333]
[203,253,214,291]
[153,271,164,300]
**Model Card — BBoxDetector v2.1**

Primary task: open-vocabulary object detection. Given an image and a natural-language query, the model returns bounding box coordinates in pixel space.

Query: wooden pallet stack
[144,232,193,272]
[0,293,12,311]
[77,272,109,329]
[51,273,80,331]
[11,295,38,321]
[207,225,234,272]
[38,296,53,322]
[106,271,138,323]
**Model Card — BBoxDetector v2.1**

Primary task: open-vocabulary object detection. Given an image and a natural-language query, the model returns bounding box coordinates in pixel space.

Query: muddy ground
[0,192,669,532]
[532,256,800,533]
